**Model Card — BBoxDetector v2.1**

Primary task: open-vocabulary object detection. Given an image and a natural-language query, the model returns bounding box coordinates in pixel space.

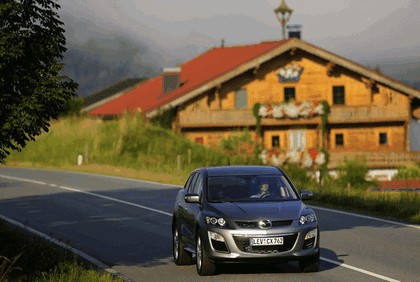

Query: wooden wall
[176,49,411,151]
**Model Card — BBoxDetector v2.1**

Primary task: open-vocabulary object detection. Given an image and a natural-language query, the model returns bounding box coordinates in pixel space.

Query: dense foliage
[0,0,77,163]
[394,163,420,179]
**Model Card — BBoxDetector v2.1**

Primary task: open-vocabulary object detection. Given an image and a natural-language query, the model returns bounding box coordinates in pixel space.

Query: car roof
[201,165,283,177]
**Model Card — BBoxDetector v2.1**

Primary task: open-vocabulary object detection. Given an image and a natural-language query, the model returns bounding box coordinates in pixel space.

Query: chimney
[286,24,302,39]
[162,67,181,95]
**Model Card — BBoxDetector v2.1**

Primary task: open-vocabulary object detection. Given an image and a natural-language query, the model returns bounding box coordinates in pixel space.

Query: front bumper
[203,222,319,263]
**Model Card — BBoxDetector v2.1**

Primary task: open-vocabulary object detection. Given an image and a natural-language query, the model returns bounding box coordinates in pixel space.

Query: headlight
[299,213,317,225]
[206,216,227,227]
[305,228,317,240]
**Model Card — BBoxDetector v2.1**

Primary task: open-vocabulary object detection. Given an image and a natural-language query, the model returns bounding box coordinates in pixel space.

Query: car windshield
[207,174,298,203]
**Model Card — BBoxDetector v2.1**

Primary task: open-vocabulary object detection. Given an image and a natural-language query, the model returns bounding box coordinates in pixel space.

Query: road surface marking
[0,174,172,216]
[310,206,420,230]
[321,257,400,282]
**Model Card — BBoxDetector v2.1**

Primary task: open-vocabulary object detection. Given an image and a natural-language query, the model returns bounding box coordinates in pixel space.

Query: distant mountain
[62,36,157,97]
[60,12,217,97]
[59,0,419,97]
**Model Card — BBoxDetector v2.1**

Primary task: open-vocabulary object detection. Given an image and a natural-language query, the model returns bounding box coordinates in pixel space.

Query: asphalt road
[0,166,419,282]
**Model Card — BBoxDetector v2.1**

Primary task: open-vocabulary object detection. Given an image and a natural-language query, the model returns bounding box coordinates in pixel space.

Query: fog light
[305,228,317,240]
[209,231,225,242]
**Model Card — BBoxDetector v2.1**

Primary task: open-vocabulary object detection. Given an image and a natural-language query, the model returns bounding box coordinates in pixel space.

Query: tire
[299,251,320,272]
[196,235,216,276]
[173,226,193,265]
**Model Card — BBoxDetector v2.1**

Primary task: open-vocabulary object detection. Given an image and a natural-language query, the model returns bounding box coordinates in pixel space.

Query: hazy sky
[60,0,419,65]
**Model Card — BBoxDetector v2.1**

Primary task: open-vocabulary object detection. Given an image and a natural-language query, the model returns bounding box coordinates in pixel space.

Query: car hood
[206,201,305,221]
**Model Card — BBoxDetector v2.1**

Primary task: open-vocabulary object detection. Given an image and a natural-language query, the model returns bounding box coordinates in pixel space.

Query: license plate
[250,237,284,246]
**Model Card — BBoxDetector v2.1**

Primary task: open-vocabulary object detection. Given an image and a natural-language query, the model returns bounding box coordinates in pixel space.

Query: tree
[0,0,77,163]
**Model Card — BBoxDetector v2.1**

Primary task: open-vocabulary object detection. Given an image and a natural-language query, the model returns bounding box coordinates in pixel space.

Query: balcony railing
[329,105,409,123]
[329,151,420,169]
[178,105,409,128]
[178,110,321,128]
[178,110,256,127]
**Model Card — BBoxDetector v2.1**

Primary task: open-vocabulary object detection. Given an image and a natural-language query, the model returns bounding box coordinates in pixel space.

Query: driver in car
[251,183,271,198]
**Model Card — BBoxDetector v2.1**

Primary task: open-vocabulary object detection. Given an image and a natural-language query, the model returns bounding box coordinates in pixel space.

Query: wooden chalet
[88,38,420,169]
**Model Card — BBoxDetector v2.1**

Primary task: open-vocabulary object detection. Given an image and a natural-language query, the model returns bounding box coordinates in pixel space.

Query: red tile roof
[89,40,288,116]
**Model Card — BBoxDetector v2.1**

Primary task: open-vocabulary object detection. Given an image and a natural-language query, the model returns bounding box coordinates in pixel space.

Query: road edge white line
[309,205,420,230]
[321,257,400,282]
[0,213,120,277]
[0,174,172,216]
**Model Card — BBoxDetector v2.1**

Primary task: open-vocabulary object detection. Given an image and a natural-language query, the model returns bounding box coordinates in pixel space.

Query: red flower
[308,148,319,160]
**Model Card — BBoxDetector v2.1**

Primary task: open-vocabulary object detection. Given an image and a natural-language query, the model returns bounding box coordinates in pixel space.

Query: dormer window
[163,67,181,95]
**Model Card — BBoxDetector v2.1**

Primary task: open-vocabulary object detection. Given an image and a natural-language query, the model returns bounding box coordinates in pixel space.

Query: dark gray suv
[172,165,320,276]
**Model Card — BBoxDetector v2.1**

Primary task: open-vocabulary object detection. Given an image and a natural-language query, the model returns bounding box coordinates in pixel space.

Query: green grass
[9,114,257,177]
[0,220,121,282]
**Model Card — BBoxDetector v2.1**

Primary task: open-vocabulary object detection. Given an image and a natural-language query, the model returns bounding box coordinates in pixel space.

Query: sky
[60,0,419,63]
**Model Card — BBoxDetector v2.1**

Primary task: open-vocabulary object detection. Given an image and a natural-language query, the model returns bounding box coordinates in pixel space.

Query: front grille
[233,234,298,254]
[235,220,293,229]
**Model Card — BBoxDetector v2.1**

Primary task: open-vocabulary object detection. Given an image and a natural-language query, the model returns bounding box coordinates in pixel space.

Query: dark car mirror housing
[185,193,200,203]
[300,190,313,200]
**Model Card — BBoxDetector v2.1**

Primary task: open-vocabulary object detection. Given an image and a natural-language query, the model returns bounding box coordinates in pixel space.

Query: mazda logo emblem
[258,219,272,229]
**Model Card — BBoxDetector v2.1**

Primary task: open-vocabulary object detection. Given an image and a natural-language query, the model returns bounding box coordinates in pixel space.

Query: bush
[393,163,420,179]
[220,129,253,153]
[336,157,375,190]
[281,164,317,191]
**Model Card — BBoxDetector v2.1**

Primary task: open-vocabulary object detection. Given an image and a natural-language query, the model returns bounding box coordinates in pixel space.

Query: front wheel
[299,251,320,272]
[196,235,216,276]
[173,226,193,265]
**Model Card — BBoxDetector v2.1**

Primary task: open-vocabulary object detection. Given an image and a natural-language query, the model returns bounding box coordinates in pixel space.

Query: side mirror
[300,190,313,200]
[185,193,200,203]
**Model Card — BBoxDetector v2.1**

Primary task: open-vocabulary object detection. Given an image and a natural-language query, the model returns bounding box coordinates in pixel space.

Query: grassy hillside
[7,114,258,184]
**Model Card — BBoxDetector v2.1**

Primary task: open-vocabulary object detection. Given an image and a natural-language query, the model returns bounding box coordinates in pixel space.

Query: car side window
[186,172,198,194]
[192,173,203,195]
[184,173,195,191]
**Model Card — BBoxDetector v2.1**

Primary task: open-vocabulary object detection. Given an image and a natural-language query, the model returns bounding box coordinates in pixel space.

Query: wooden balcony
[178,110,321,128]
[329,105,409,124]
[178,110,256,127]
[329,151,420,169]
[178,105,409,128]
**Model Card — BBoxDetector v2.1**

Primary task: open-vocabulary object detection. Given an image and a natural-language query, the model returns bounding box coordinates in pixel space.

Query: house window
[335,133,344,147]
[235,89,248,109]
[272,135,280,148]
[379,133,388,145]
[284,87,296,102]
[333,86,345,105]
[195,137,204,144]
